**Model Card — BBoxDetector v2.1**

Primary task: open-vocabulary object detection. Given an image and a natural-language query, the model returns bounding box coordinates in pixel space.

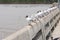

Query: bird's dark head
[25,15,28,18]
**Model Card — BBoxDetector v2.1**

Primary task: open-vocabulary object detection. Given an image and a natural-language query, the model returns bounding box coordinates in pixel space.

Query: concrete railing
[3,6,60,40]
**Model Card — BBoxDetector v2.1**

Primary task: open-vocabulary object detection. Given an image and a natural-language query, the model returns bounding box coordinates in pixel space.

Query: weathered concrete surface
[52,20,60,39]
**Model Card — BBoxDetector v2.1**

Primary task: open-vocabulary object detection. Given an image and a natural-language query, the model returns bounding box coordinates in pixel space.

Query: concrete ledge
[2,26,30,40]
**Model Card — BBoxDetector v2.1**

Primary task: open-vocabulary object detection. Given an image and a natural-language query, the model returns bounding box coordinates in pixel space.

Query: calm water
[0,4,52,40]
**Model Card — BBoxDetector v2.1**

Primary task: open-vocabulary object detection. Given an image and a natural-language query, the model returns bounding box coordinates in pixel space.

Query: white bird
[35,12,43,17]
[26,17,32,21]
[25,15,32,21]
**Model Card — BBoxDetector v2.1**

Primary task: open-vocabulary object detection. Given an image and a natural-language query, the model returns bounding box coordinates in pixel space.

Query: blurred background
[0,0,58,4]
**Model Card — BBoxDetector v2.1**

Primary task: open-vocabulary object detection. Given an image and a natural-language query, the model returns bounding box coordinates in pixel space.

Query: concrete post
[40,19,46,40]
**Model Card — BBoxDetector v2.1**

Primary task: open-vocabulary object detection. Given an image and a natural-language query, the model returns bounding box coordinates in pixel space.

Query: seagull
[25,15,32,21]
[35,12,44,18]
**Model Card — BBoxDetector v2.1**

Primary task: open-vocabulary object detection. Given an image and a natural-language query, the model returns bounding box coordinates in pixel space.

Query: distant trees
[0,0,58,4]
